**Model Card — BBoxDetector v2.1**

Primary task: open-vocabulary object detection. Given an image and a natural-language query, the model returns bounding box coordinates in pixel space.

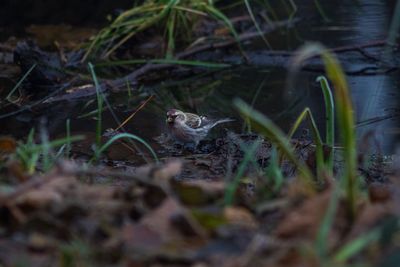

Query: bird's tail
[210,118,235,129]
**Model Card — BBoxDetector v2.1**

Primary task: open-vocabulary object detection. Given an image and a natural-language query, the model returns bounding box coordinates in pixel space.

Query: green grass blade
[287,0,298,23]
[334,228,381,262]
[266,145,284,192]
[55,144,66,160]
[244,0,272,49]
[65,119,71,157]
[290,43,357,219]
[40,127,51,172]
[166,10,176,59]
[94,133,158,163]
[82,28,104,61]
[234,98,315,191]
[28,135,85,154]
[224,139,261,206]
[203,4,247,59]
[313,0,330,22]
[103,0,178,58]
[317,76,335,174]
[287,107,324,179]
[126,78,132,99]
[322,50,357,218]
[77,109,106,119]
[15,134,84,174]
[6,63,37,101]
[88,62,103,160]
[315,185,340,260]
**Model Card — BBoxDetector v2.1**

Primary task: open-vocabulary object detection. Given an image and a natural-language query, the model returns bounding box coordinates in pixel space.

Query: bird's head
[166,109,185,124]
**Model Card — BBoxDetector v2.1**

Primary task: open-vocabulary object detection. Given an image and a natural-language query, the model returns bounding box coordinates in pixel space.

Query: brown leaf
[122,223,163,252]
[15,188,63,209]
[0,136,16,154]
[275,189,331,240]
[140,198,207,242]
[173,180,225,206]
[153,160,182,180]
[12,175,74,209]
[368,183,391,203]
[28,232,56,252]
[135,160,182,184]
[6,160,30,182]
[223,206,258,229]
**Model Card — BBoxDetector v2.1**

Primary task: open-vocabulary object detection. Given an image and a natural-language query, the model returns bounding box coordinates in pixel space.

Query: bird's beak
[167,117,173,123]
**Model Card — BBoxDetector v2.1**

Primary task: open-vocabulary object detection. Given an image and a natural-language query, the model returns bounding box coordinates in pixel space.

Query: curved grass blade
[317,76,335,173]
[313,0,330,22]
[15,132,85,174]
[166,9,177,59]
[234,98,315,191]
[21,135,85,155]
[88,62,103,157]
[333,228,381,263]
[104,0,179,58]
[244,0,272,49]
[289,43,357,219]
[94,133,158,163]
[224,138,261,206]
[315,185,340,260]
[65,119,71,157]
[287,0,297,23]
[203,3,248,60]
[287,107,324,179]
[265,145,284,192]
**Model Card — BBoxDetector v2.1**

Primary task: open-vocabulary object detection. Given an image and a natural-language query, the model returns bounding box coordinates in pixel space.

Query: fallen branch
[50,39,395,103]
[45,18,300,103]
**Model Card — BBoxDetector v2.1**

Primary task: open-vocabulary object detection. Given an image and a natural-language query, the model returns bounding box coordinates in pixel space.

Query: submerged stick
[115,95,154,131]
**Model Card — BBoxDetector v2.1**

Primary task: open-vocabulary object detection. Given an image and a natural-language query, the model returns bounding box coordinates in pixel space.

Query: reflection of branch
[329,40,387,63]
[329,40,386,53]
[303,66,398,76]
[286,40,395,75]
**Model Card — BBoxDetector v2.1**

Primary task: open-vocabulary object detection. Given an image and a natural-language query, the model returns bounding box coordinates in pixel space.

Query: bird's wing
[184,112,203,128]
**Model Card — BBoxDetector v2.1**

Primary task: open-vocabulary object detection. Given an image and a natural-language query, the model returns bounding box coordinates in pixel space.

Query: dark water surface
[0,0,399,155]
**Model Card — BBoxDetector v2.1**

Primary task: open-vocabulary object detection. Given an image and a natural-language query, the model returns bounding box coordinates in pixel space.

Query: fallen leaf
[122,223,163,252]
[223,206,258,229]
[368,183,391,203]
[0,136,17,154]
[275,189,332,240]
[172,180,225,206]
[140,197,206,242]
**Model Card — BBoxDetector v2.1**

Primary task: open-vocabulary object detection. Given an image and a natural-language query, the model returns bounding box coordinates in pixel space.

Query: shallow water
[0,0,399,155]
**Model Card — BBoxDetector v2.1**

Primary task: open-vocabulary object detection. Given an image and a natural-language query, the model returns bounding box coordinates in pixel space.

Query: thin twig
[115,94,155,131]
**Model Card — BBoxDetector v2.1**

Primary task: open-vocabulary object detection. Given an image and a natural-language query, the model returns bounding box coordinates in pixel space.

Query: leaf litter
[0,133,398,266]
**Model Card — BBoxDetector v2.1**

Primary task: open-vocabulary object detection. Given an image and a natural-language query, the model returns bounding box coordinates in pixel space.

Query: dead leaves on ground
[0,160,400,267]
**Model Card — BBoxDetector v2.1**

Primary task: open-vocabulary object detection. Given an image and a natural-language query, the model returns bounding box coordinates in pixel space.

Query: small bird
[166,109,233,146]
